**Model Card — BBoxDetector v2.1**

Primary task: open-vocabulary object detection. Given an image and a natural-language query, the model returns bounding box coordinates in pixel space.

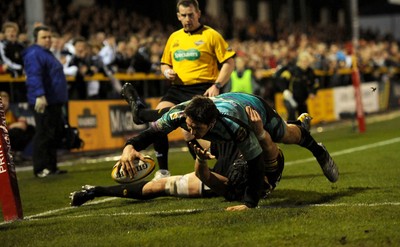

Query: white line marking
[23,198,118,220]
[285,137,400,166]
[0,197,118,225]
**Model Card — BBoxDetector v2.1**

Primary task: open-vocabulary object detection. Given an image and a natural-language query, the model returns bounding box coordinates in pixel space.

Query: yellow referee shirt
[161,25,235,85]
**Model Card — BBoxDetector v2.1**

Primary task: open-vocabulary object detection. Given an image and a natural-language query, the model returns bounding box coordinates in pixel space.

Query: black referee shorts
[161,83,214,105]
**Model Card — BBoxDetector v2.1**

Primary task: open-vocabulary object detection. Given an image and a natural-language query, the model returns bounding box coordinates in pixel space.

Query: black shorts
[255,94,287,142]
[161,83,214,105]
[211,142,285,202]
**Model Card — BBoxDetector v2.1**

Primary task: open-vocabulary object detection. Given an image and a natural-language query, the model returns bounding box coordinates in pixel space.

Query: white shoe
[35,168,51,178]
[152,169,171,181]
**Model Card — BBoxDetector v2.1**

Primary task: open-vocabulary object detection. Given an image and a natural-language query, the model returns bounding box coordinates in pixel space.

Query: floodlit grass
[1,111,400,246]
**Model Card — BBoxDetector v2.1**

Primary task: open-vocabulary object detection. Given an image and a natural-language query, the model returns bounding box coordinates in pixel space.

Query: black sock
[139,108,170,123]
[93,181,155,199]
[287,119,301,126]
[298,126,324,157]
[153,134,169,170]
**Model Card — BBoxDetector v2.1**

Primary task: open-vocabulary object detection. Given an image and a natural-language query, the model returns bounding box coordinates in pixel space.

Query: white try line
[285,136,400,166]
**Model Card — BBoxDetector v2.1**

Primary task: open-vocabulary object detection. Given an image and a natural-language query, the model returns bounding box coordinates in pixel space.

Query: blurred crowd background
[1,0,400,103]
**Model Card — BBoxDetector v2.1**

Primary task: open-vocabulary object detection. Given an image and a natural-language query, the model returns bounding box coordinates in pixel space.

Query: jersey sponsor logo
[169,111,185,120]
[174,49,200,61]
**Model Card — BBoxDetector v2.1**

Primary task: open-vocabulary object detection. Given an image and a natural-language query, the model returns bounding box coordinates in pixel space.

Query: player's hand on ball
[112,155,155,184]
[225,204,251,211]
[119,145,144,178]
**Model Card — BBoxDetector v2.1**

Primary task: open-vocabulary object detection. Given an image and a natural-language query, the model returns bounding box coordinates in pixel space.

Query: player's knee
[164,175,193,197]
[281,124,302,144]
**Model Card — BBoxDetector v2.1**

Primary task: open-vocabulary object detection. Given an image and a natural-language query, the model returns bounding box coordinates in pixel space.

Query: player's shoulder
[161,104,186,122]
[168,109,186,121]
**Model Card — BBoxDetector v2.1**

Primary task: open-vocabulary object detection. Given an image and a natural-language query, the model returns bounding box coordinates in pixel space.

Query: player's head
[176,0,201,32]
[184,95,219,139]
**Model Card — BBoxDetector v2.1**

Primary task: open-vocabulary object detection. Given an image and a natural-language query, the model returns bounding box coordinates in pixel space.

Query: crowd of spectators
[1,0,400,102]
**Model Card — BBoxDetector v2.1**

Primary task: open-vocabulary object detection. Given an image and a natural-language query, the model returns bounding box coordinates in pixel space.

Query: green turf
[1,112,400,246]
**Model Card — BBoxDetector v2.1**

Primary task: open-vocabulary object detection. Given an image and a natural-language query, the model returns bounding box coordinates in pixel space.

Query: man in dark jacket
[275,51,318,121]
[22,25,68,178]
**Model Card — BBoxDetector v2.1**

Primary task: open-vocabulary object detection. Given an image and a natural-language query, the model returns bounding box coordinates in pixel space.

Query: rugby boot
[297,113,312,132]
[121,82,146,124]
[70,185,96,207]
[316,143,339,183]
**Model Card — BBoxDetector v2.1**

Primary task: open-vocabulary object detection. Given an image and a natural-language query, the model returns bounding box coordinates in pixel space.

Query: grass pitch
[1,111,400,246]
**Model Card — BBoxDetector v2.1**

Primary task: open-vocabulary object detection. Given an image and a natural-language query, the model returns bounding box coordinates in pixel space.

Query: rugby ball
[111,156,155,184]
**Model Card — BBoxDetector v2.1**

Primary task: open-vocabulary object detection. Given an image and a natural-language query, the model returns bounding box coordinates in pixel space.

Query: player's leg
[70,173,214,207]
[160,172,218,197]
[70,181,150,207]
[121,82,170,124]
[280,120,338,182]
[259,96,338,183]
